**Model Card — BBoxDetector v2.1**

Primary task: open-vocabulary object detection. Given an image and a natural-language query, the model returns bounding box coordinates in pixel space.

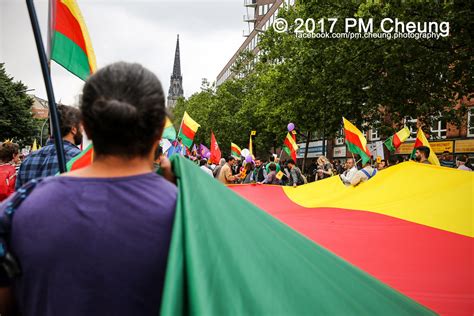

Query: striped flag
[162,117,176,140]
[384,127,410,152]
[342,117,371,164]
[231,143,242,158]
[282,132,298,161]
[178,112,200,148]
[410,129,440,166]
[50,0,97,80]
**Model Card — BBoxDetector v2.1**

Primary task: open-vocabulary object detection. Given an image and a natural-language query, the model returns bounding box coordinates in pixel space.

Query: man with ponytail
[0,62,176,316]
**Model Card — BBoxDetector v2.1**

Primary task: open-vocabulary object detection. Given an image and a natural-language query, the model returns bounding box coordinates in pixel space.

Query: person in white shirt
[457,155,472,171]
[199,159,214,177]
[339,158,358,185]
[351,161,377,186]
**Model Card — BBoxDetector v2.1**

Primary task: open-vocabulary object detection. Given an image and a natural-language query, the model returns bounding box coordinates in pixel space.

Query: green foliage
[173,0,473,157]
[0,63,38,147]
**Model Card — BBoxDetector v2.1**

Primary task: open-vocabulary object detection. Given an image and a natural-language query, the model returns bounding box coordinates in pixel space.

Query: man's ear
[70,126,77,136]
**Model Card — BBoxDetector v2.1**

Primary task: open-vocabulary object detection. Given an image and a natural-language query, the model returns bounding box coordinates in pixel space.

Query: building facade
[31,95,49,119]
[167,35,184,108]
[216,1,474,165]
[298,101,474,167]
[216,0,295,86]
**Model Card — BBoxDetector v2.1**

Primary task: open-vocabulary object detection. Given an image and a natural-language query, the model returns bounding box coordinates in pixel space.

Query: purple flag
[199,144,210,158]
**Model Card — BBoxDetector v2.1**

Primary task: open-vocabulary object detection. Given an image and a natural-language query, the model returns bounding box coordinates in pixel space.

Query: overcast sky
[0,0,246,105]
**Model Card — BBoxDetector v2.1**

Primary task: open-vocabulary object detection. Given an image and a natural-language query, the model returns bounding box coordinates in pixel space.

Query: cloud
[0,0,246,105]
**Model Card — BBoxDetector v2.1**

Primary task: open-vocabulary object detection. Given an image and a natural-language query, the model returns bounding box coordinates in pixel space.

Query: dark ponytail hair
[80,62,166,157]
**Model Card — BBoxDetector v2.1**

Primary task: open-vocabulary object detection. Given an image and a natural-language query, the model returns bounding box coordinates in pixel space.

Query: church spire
[167,34,184,108]
[172,34,181,77]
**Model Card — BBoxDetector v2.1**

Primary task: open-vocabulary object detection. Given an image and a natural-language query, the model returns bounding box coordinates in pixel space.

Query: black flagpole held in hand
[26,0,67,173]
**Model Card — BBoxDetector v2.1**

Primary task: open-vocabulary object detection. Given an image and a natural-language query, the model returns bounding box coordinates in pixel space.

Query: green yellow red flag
[178,112,200,148]
[410,129,440,166]
[282,132,298,161]
[342,117,371,164]
[51,0,97,80]
[231,143,241,158]
[162,117,176,140]
[384,127,410,152]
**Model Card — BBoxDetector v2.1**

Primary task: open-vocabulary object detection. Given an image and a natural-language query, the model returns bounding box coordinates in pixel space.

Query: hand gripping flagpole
[26,0,67,173]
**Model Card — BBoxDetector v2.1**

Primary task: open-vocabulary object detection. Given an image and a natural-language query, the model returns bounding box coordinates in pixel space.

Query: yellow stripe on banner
[165,117,173,128]
[283,161,474,237]
[60,0,97,72]
[182,111,200,132]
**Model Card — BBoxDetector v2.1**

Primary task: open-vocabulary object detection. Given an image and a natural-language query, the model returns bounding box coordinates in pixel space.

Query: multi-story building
[217,1,474,165]
[167,35,184,108]
[31,95,49,119]
[216,0,295,86]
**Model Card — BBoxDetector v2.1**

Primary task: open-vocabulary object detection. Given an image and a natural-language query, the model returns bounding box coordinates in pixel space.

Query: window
[370,129,380,141]
[430,118,447,139]
[404,117,418,140]
[468,108,474,137]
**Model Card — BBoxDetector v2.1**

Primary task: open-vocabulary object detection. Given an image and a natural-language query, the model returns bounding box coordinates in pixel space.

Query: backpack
[0,165,16,202]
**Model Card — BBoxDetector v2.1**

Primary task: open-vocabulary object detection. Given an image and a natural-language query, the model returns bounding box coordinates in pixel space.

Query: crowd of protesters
[0,62,473,316]
[4,137,473,203]
[186,144,473,189]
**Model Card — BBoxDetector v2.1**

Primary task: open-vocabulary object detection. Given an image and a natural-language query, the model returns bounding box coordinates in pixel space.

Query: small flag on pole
[162,117,177,140]
[31,139,38,152]
[50,0,97,80]
[282,132,298,161]
[178,112,200,148]
[410,129,440,166]
[342,117,371,165]
[231,143,242,158]
[384,127,410,152]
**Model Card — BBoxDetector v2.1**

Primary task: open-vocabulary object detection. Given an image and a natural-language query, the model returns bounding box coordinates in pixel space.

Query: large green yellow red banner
[230,162,473,315]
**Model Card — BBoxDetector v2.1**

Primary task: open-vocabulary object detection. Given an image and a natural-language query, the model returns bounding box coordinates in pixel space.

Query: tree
[0,63,37,146]
[258,0,473,137]
[173,0,473,158]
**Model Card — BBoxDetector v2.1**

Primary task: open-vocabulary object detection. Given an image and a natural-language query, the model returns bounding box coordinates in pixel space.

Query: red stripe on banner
[345,129,370,156]
[181,123,196,141]
[230,185,473,316]
[393,134,401,148]
[55,1,88,55]
[70,147,93,171]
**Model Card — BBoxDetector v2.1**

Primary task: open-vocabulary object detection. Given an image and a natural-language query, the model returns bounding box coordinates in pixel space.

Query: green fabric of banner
[160,156,435,316]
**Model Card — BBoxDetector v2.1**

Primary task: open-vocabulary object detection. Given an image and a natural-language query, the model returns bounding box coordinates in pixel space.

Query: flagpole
[26,0,67,173]
[176,116,184,141]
